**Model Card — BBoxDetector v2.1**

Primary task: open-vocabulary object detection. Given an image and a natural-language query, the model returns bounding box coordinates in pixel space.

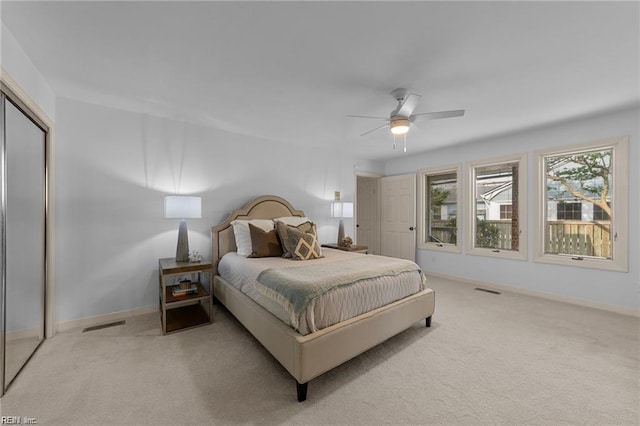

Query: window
[418,164,461,252]
[466,153,527,259]
[500,204,513,220]
[535,136,628,271]
[556,202,581,220]
[593,203,611,221]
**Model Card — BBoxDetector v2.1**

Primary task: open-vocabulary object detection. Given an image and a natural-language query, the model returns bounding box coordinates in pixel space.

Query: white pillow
[274,216,311,227]
[231,219,275,257]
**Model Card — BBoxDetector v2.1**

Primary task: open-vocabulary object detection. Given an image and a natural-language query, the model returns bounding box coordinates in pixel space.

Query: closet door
[1,95,46,392]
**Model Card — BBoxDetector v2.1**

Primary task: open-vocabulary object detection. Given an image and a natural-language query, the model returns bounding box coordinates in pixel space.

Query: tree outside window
[536,137,628,271]
[544,148,612,258]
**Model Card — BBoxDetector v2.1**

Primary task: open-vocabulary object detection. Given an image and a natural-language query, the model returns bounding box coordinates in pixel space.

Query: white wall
[55,97,382,322]
[385,107,640,312]
[1,23,55,331]
[0,23,55,120]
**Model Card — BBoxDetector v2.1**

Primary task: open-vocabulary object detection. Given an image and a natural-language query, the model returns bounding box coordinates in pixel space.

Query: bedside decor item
[164,195,202,262]
[172,282,198,296]
[178,279,192,290]
[330,194,353,246]
[341,236,353,248]
[189,249,202,263]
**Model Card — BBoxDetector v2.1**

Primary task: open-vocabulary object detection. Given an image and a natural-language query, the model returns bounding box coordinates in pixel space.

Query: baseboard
[5,327,41,342]
[56,306,158,334]
[427,271,640,318]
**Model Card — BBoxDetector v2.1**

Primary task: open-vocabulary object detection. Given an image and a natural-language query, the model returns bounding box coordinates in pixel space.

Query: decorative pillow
[248,223,283,258]
[231,219,275,257]
[274,216,312,227]
[278,222,323,261]
[276,221,314,258]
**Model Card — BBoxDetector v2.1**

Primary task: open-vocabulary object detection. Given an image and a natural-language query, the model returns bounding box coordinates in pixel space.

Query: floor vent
[82,320,125,333]
[474,287,501,295]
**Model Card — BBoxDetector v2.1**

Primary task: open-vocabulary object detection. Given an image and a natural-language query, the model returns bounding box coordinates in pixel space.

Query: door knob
[409,227,415,231]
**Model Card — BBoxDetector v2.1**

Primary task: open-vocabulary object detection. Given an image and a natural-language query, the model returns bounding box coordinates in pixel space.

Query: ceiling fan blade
[346,115,390,120]
[411,109,465,122]
[395,93,421,117]
[360,122,390,136]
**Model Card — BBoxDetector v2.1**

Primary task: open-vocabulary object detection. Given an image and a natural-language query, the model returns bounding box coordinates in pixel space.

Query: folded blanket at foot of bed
[254,255,425,330]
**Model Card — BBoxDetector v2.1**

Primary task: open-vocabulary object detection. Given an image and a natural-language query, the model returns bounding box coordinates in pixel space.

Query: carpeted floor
[1,276,638,425]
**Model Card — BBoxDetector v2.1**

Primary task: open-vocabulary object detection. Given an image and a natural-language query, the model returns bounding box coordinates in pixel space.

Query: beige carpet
[1,276,638,425]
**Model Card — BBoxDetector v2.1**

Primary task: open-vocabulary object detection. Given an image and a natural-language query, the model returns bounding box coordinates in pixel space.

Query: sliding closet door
[1,95,46,392]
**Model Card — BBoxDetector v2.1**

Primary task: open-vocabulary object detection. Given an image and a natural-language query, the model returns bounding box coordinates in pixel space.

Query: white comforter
[218,249,425,335]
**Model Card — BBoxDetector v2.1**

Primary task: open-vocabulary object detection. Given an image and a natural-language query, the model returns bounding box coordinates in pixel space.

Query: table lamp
[164,195,202,262]
[331,200,353,246]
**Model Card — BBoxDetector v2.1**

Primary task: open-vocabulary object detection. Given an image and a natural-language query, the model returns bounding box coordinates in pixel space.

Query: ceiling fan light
[390,118,410,135]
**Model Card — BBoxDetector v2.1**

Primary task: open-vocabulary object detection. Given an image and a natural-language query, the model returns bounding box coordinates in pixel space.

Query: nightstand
[158,258,213,335]
[322,243,369,254]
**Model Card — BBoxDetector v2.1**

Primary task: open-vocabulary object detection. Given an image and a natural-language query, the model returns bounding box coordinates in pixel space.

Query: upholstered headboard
[210,195,305,275]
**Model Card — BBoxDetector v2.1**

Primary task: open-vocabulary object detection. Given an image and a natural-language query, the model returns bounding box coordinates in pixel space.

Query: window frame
[465,153,528,260]
[417,163,462,253]
[534,136,628,272]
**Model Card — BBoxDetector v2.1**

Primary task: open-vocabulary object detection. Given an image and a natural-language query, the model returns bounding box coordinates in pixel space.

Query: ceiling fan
[348,88,465,152]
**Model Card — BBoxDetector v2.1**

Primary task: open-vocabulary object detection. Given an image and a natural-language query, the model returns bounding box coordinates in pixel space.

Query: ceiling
[2,1,638,161]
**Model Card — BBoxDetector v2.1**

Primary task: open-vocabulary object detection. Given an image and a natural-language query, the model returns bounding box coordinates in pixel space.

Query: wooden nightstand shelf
[322,243,368,254]
[158,258,213,335]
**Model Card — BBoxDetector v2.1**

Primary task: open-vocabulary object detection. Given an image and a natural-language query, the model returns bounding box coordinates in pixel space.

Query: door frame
[1,70,55,344]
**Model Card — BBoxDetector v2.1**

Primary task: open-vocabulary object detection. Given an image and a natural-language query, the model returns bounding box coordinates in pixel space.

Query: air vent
[82,320,125,333]
[474,287,501,295]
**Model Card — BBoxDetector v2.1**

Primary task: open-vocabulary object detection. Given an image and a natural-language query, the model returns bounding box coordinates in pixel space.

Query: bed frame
[211,195,435,402]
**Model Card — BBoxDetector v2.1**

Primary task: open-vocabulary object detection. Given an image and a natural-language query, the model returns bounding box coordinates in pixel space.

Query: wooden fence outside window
[429,220,611,258]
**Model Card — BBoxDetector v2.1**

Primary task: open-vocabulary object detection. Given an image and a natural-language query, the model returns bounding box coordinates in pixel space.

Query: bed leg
[296,381,308,402]
[425,316,432,327]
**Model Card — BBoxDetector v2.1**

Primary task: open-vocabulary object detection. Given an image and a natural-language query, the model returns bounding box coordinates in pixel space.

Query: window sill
[534,253,627,272]
[466,247,527,261]
[418,243,461,254]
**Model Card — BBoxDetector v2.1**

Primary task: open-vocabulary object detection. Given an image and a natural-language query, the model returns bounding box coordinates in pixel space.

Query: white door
[381,174,416,261]
[356,177,379,254]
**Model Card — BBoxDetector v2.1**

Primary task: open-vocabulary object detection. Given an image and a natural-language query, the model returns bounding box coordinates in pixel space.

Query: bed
[211,195,435,402]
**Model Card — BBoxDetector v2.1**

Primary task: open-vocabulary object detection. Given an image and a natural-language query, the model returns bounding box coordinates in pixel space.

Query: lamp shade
[331,202,353,219]
[390,118,410,135]
[164,196,202,219]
